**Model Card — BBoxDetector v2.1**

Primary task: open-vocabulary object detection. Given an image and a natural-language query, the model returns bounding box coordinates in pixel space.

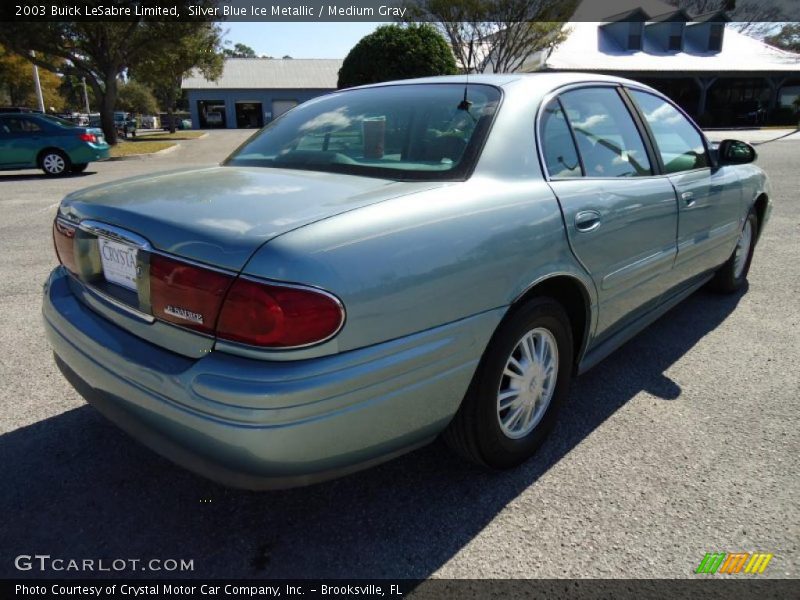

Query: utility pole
[82,77,90,114]
[30,51,45,113]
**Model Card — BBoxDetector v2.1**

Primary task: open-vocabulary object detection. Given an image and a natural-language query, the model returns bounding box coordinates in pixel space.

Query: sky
[221,22,383,59]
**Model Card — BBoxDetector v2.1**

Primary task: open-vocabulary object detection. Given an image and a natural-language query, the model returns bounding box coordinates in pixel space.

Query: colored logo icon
[695,552,774,574]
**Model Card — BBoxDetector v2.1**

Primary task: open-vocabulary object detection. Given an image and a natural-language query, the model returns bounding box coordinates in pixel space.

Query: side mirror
[717,139,757,165]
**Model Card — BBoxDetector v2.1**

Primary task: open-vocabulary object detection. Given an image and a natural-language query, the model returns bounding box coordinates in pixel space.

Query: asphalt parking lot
[0,129,797,579]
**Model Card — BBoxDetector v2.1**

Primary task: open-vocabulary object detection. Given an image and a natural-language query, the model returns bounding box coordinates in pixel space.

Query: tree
[764,23,800,53]
[338,24,457,89]
[223,42,257,58]
[0,1,218,144]
[117,80,159,115]
[0,44,66,111]
[404,0,575,74]
[131,22,223,132]
[59,74,95,113]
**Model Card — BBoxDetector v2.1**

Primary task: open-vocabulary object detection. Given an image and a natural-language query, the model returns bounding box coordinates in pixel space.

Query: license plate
[98,237,139,291]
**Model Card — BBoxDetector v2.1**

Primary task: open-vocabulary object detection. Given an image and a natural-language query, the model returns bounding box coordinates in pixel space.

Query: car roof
[345,72,641,92]
[0,112,51,121]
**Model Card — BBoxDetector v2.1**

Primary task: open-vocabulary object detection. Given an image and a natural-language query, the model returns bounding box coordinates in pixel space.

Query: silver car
[43,74,770,488]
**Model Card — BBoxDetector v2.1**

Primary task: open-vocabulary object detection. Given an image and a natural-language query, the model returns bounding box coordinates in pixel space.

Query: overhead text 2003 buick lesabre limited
[43,74,770,488]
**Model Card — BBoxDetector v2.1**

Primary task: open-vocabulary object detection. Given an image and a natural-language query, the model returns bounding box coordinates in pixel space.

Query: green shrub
[338,24,457,89]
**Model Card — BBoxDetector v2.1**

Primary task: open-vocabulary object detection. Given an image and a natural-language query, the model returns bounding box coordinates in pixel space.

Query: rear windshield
[224,83,501,181]
[41,114,79,127]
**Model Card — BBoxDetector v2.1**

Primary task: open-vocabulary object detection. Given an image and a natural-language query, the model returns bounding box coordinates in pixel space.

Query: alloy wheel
[497,327,559,439]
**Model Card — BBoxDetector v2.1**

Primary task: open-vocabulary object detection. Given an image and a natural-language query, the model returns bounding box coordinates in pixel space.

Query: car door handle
[575,210,602,232]
[681,191,695,206]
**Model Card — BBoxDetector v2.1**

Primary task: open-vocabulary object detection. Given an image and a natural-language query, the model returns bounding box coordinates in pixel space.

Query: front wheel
[710,210,758,293]
[39,150,70,176]
[443,297,573,469]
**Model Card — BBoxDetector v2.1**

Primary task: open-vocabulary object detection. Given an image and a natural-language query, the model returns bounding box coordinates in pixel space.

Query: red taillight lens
[78,132,97,143]
[148,253,343,347]
[149,254,233,335]
[217,278,344,347]
[53,220,78,274]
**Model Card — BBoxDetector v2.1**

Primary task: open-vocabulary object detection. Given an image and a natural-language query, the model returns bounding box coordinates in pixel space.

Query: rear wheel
[39,149,70,176]
[70,163,88,173]
[710,210,758,293]
[443,297,573,469]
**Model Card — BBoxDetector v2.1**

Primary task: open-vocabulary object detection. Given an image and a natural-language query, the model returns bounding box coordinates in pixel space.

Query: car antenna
[458,40,474,112]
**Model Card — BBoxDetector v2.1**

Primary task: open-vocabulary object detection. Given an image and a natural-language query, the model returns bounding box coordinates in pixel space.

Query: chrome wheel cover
[43,153,65,174]
[733,219,754,279]
[497,327,559,439]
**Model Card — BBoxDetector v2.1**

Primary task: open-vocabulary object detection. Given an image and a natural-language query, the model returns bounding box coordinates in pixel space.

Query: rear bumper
[70,144,110,163]
[43,267,501,489]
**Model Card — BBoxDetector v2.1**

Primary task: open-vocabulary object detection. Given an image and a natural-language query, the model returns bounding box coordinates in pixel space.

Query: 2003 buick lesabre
[43,74,770,488]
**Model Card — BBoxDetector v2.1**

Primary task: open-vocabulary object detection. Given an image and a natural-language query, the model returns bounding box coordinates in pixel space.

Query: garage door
[272,100,298,119]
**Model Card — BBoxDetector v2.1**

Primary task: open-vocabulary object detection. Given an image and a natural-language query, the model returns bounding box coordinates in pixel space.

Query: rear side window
[559,87,652,178]
[4,117,43,133]
[629,89,708,174]
[540,99,582,178]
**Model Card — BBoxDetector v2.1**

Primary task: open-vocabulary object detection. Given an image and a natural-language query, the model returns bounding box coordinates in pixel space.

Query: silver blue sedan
[43,74,770,488]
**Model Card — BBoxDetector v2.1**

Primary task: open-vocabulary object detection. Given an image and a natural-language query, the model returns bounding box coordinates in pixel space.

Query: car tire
[710,209,758,294]
[39,149,71,176]
[443,297,573,469]
[70,163,88,173]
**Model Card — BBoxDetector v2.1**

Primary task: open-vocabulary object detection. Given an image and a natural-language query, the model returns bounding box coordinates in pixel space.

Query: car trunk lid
[60,166,436,269]
[55,166,443,357]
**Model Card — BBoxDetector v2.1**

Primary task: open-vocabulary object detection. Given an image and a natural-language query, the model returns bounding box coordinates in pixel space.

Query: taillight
[78,132,97,143]
[149,253,344,347]
[149,254,233,335]
[216,278,344,348]
[53,220,78,274]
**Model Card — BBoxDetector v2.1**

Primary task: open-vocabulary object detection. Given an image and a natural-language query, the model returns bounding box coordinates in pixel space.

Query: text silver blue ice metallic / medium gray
[42,74,771,488]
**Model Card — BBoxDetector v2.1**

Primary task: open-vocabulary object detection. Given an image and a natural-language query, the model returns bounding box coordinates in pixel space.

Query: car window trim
[536,82,658,182]
[622,85,713,175]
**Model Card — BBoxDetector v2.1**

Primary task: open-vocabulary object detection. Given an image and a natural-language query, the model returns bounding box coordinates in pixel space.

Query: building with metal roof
[516,0,800,126]
[181,58,342,129]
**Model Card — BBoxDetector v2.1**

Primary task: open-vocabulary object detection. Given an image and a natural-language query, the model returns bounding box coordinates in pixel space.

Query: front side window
[225,84,501,181]
[558,87,652,178]
[629,89,708,174]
